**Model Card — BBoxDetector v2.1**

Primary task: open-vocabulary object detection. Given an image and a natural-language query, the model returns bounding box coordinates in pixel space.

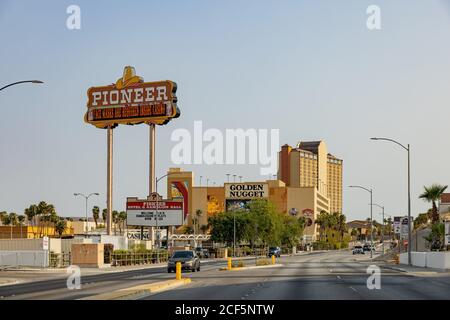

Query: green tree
[102,208,107,222]
[281,215,305,247]
[0,211,8,226]
[118,211,127,235]
[54,219,67,238]
[112,210,119,235]
[200,224,209,234]
[423,222,445,250]
[8,212,18,226]
[92,206,100,229]
[419,184,448,223]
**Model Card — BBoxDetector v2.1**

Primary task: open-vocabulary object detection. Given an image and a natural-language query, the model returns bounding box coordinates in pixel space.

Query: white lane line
[337,276,341,280]
[349,286,357,292]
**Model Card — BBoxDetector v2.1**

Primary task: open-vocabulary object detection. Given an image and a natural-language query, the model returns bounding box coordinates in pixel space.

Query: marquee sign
[126,197,183,227]
[84,66,180,128]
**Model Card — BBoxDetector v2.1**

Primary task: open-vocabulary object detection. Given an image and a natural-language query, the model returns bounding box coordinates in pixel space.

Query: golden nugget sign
[84,66,180,128]
[225,183,269,199]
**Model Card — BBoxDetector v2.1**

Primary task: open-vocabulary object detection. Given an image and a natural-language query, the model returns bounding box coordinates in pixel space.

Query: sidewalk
[381,262,450,275]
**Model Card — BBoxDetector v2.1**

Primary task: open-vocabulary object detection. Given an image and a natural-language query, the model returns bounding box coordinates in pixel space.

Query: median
[80,278,192,300]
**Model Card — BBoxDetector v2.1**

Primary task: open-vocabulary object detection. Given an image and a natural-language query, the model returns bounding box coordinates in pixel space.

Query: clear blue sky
[1,0,450,221]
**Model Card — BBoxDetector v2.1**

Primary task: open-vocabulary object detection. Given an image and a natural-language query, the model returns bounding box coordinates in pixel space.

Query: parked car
[268,246,281,258]
[167,250,200,273]
[352,245,364,254]
[362,243,375,252]
[195,247,210,259]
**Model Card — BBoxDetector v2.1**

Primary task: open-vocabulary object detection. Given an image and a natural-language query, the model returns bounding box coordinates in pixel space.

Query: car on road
[352,245,364,254]
[362,243,376,252]
[167,250,200,273]
[268,246,281,258]
[195,247,210,259]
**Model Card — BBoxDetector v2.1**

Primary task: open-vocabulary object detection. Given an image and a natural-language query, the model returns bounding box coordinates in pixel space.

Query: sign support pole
[149,123,156,247]
[106,125,113,236]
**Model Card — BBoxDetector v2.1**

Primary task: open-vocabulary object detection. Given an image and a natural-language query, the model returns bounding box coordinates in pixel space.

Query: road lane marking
[349,286,357,292]
[337,276,341,280]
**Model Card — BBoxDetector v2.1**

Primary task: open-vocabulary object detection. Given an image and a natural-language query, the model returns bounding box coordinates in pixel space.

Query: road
[142,250,450,300]
[1,250,450,300]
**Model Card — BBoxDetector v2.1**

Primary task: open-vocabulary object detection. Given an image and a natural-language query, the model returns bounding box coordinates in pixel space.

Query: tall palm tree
[17,215,26,238]
[419,184,448,223]
[112,210,119,235]
[195,209,202,234]
[54,219,66,238]
[92,206,100,229]
[102,208,107,223]
[118,211,127,235]
[0,211,7,226]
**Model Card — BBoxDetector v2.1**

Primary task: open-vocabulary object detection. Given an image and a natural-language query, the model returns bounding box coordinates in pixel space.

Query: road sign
[400,216,409,238]
[126,198,183,227]
[43,236,49,251]
[393,216,401,234]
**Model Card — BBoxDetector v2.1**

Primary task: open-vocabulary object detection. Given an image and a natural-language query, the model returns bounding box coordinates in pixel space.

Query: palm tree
[102,208,107,223]
[92,206,100,229]
[419,184,448,223]
[54,219,66,238]
[0,211,7,226]
[17,215,26,238]
[195,209,202,234]
[118,211,127,235]
[112,210,119,235]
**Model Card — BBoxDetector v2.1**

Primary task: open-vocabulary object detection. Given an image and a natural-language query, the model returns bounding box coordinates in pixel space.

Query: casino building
[166,140,343,242]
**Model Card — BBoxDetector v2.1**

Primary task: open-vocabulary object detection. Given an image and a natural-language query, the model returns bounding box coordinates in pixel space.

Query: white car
[352,245,364,254]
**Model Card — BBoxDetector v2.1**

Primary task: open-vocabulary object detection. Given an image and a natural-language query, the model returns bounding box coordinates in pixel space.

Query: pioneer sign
[84,66,180,128]
[126,197,183,227]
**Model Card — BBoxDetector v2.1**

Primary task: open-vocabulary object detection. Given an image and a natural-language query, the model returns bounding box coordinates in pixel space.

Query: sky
[1,0,450,221]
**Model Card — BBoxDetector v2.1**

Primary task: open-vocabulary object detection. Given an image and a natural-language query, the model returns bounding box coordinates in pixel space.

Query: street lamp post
[74,193,99,236]
[0,80,43,92]
[371,137,411,266]
[349,185,373,259]
[226,174,230,183]
[372,203,385,254]
[233,210,236,258]
[155,172,177,263]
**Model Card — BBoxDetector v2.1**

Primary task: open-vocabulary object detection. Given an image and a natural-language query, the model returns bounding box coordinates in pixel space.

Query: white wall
[400,251,450,269]
[0,251,49,268]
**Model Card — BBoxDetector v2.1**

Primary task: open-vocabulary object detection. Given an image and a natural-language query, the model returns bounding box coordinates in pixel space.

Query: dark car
[195,247,210,259]
[268,246,281,258]
[167,250,200,273]
[362,244,375,252]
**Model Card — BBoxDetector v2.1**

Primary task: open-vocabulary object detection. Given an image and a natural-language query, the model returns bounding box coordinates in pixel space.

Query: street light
[239,176,243,183]
[155,172,177,263]
[349,185,374,258]
[371,203,385,255]
[226,174,230,183]
[74,193,99,236]
[0,80,44,92]
[371,137,411,266]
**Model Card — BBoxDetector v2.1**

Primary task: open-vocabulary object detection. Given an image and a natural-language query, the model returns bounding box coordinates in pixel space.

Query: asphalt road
[1,250,450,300]
[142,250,450,300]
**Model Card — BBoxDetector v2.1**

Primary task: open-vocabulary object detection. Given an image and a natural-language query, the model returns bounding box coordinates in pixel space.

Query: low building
[439,193,450,221]
[0,225,74,239]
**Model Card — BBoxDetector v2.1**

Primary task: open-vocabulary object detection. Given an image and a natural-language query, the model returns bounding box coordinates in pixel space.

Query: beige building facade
[278,141,343,214]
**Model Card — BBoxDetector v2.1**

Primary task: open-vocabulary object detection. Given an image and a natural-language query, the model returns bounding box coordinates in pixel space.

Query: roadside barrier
[176,262,182,280]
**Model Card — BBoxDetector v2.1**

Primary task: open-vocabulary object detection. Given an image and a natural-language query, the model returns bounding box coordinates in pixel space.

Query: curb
[219,264,283,271]
[79,278,192,300]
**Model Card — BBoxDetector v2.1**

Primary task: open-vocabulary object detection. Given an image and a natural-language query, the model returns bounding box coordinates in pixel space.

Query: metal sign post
[106,126,113,235]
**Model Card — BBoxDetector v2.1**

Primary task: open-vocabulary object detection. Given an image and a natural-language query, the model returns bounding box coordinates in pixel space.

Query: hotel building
[164,140,343,242]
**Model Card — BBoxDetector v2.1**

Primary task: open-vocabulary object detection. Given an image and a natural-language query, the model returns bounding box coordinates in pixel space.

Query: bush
[232,260,245,268]
[256,258,271,266]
